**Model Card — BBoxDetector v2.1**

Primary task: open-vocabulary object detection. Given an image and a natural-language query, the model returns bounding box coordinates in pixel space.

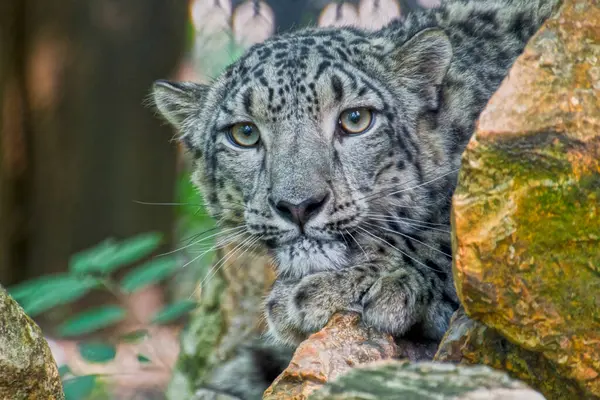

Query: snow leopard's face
[153,27,453,278]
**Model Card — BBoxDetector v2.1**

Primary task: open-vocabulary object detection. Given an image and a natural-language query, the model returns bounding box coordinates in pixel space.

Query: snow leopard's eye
[228,122,260,148]
[338,108,374,135]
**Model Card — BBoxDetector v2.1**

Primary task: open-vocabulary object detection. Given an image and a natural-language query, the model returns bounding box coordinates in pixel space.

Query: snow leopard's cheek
[210,145,264,213]
[334,120,394,193]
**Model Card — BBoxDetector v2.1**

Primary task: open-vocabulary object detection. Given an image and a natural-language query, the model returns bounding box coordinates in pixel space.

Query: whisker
[133,199,245,214]
[357,226,445,273]
[365,213,449,227]
[133,200,199,206]
[179,230,247,269]
[180,226,222,245]
[186,234,244,255]
[357,168,460,203]
[369,168,460,203]
[346,229,368,261]
[203,229,249,251]
[363,221,452,258]
[158,225,246,257]
[339,231,351,251]
[364,213,450,229]
[369,203,430,210]
[191,235,253,294]
[192,234,260,298]
[364,217,451,234]
[354,176,422,203]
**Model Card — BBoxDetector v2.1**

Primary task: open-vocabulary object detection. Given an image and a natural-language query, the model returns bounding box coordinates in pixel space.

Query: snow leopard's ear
[391,28,452,110]
[152,80,209,130]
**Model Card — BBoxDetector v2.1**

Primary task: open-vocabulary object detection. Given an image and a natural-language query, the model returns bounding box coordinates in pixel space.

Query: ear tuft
[151,80,208,130]
[391,28,453,110]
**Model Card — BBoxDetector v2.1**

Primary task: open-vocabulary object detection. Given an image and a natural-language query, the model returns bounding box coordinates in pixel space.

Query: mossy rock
[309,361,544,400]
[435,309,586,399]
[451,0,600,397]
[0,285,64,399]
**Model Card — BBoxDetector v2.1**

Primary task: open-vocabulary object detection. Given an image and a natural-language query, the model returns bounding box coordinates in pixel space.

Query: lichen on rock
[309,361,545,400]
[263,312,437,400]
[435,309,586,399]
[450,0,600,397]
[0,284,64,399]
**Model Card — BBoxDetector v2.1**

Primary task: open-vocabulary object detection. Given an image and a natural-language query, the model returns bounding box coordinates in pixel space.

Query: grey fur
[152,0,557,398]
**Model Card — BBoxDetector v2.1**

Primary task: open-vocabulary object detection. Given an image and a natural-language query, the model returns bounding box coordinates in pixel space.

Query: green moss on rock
[451,0,600,397]
[309,361,544,400]
[435,309,586,399]
[0,285,64,399]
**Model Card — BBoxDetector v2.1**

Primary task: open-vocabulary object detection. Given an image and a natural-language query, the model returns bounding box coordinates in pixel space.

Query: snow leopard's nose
[269,192,330,229]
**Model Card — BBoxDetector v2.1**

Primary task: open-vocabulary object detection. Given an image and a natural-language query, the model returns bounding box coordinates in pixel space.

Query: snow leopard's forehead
[213,28,391,123]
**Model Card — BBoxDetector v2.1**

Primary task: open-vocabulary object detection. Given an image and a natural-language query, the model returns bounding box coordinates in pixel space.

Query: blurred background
[0,0,439,398]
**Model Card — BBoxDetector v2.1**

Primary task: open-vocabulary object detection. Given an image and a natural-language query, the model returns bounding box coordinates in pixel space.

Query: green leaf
[137,354,151,364]
[69,239,118,274]
[63,375,96,400]
[19,276,102,317]
[151,300,197,325]
[99,232,163,273]
[58,364,71,378]
[78,342,116,363]
[70,233,163,275]
[120,256,178,294]
[119,329,149,344]
[9,274,71,302]
[58,305,126,337]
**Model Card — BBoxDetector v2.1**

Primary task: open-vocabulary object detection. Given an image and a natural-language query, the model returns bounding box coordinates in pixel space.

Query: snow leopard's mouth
[276,235,326,248]
[267,236,349,277]
[266,234,343,253]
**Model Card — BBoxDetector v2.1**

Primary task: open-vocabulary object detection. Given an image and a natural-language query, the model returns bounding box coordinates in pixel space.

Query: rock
[264,312,438,400]
[0,285,64,399]
[167,245,275,399]
[451,0,600,398]
[309,361,545,400]
[435,309,586,399]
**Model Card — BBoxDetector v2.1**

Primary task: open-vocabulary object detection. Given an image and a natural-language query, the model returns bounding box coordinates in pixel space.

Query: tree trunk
[1,0,188,332]
[23,0,187,279]
[1,0,188,288]
[0,0,29,285]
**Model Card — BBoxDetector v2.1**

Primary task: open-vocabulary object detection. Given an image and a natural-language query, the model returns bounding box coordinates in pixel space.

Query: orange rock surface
[435,309,587,399]
[263,312,399,400]
[451,0,600,397]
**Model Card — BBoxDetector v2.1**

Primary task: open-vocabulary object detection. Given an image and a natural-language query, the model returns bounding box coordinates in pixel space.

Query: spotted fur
[153,0,558,398]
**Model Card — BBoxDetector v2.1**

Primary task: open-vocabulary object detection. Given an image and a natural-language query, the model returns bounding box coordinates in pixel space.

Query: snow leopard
[152,0,558,398]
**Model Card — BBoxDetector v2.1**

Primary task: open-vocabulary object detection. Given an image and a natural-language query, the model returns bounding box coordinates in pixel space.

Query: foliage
[78,342,118,364]
[58,306,127,338]
[9,232,190,322]
[151,299,198,324]
[9,10,256,400]
[63,375,97,400]
[8,232,199,399]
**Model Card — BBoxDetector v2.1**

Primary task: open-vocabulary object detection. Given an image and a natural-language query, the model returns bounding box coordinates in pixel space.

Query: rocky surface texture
[435,309,586,399]
[309,361,544,400]
[167,245,275,399]
[0,285,64,399]
[263,312,402,400]
[450,0,600,397]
